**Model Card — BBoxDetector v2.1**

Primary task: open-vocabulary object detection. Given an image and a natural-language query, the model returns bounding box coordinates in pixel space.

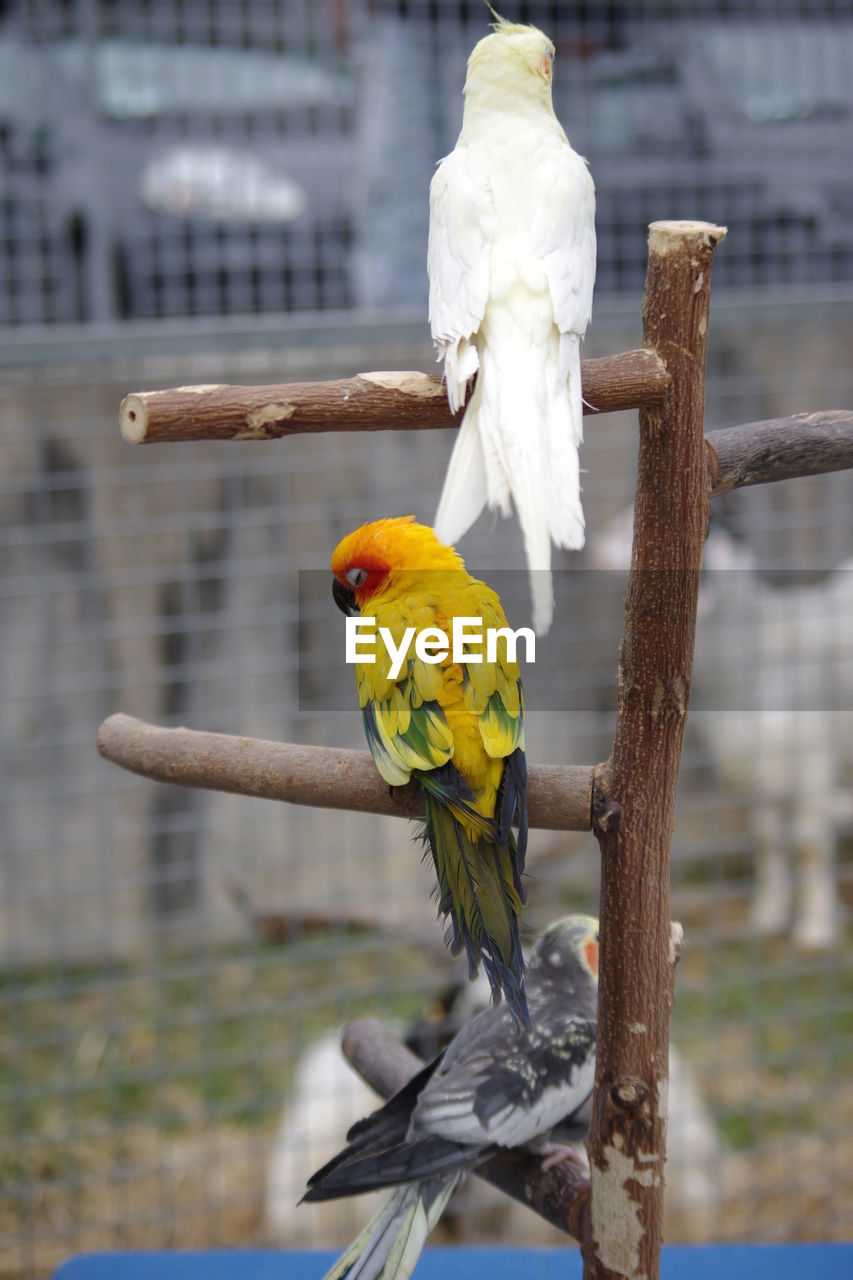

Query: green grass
[673,934,853,1149]
[0,934,433,1143]
[1,927,851,1273]
[3,931,850,1151]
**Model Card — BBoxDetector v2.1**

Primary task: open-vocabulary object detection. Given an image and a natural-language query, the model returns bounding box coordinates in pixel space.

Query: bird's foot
[539,1142,585,1173]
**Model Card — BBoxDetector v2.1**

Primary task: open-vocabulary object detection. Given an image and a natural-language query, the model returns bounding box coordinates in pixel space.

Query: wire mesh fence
[2,1,853,323]
[1,0,853,1276]
[2,295,852,1275]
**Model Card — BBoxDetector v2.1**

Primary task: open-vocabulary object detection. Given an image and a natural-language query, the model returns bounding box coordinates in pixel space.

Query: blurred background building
[1,1,851,1276]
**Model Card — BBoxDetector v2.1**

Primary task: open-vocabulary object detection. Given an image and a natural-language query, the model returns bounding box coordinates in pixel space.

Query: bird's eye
[346,567,368,588]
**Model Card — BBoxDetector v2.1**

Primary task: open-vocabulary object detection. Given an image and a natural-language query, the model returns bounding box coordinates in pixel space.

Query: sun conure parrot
[302,915,599,1280]
[429,15,596,635]
[331,516,529,1026]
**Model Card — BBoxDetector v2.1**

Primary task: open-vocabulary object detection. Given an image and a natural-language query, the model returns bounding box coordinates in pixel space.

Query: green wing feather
[361,670,454,787]
[457,590,525,759]
[356,600,455,787]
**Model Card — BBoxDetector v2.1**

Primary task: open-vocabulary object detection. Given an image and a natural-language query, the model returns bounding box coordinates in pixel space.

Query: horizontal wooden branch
[97,714,594,831]
[708,409,853,495]
[119,348,668,443]
[341,1017,588,1240]
[120,361,853,501]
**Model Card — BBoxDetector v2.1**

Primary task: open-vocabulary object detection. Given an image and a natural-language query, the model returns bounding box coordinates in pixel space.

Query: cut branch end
[119,394,147,444]
[648,220,728,254]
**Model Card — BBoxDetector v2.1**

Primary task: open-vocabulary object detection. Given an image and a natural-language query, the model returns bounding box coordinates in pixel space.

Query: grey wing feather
[412,999,596,1149]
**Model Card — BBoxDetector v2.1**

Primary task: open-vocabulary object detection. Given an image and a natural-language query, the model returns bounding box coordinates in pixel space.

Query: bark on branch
[96,713,594,831]
[582,221,726,1280]
[708,409,853,495]
[119,360,852,498]
[119,348,667,443]
[341,1017,590,1240]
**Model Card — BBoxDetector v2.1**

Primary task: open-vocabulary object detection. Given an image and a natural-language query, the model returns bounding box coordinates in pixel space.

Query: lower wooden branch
[341,1017,589,1239]
[96,714,594,831]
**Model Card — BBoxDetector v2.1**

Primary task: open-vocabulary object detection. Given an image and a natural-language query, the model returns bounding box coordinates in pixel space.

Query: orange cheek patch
[584,939,599,978]
[539,57,552,82]
[354,570,389,605]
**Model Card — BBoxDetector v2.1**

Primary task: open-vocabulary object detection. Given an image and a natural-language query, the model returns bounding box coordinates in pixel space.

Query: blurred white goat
[591,506,850,950]
[266,1032,388,1248]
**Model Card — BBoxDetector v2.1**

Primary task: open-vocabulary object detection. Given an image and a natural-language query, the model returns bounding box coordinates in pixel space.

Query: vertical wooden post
[582,221,726,1280]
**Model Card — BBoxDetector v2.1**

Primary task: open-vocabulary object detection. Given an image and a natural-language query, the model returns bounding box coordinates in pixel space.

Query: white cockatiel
[429,17,596,634]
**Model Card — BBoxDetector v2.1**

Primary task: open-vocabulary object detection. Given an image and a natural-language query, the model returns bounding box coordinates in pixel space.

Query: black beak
[332,577,359,617]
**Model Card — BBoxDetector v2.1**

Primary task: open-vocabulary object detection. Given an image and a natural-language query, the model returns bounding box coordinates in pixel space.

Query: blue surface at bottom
[53,1244,853,1280]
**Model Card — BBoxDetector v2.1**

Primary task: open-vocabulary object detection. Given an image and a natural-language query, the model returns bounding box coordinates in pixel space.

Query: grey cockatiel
[302,915,599,1280]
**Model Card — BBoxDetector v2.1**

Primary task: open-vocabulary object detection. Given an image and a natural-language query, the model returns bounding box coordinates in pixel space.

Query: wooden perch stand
[101,219,853,1280]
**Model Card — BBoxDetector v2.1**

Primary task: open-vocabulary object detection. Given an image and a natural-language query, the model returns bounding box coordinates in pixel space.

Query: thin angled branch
[118,348,668,443]
[96,714,594,832]
[708,409,853,495]
[341,1017,589,1240]
[223,875,456,960]
[225,825,571,953]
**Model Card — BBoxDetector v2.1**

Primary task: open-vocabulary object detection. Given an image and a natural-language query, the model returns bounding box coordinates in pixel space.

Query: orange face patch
[333,554,391,605]
[539,55,552,82]
[584,938,599,978]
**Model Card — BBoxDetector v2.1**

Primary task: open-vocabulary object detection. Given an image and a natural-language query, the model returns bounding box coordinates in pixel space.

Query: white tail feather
[442,337,480,415]
[433,381,490,547]
[433,315,585,634]
[547,333,585,552]
[530,564,555,635]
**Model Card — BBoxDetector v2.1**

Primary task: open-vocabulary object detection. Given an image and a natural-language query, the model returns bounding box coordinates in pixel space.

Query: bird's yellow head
[331,516,464,615]
[465,14,556,106]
